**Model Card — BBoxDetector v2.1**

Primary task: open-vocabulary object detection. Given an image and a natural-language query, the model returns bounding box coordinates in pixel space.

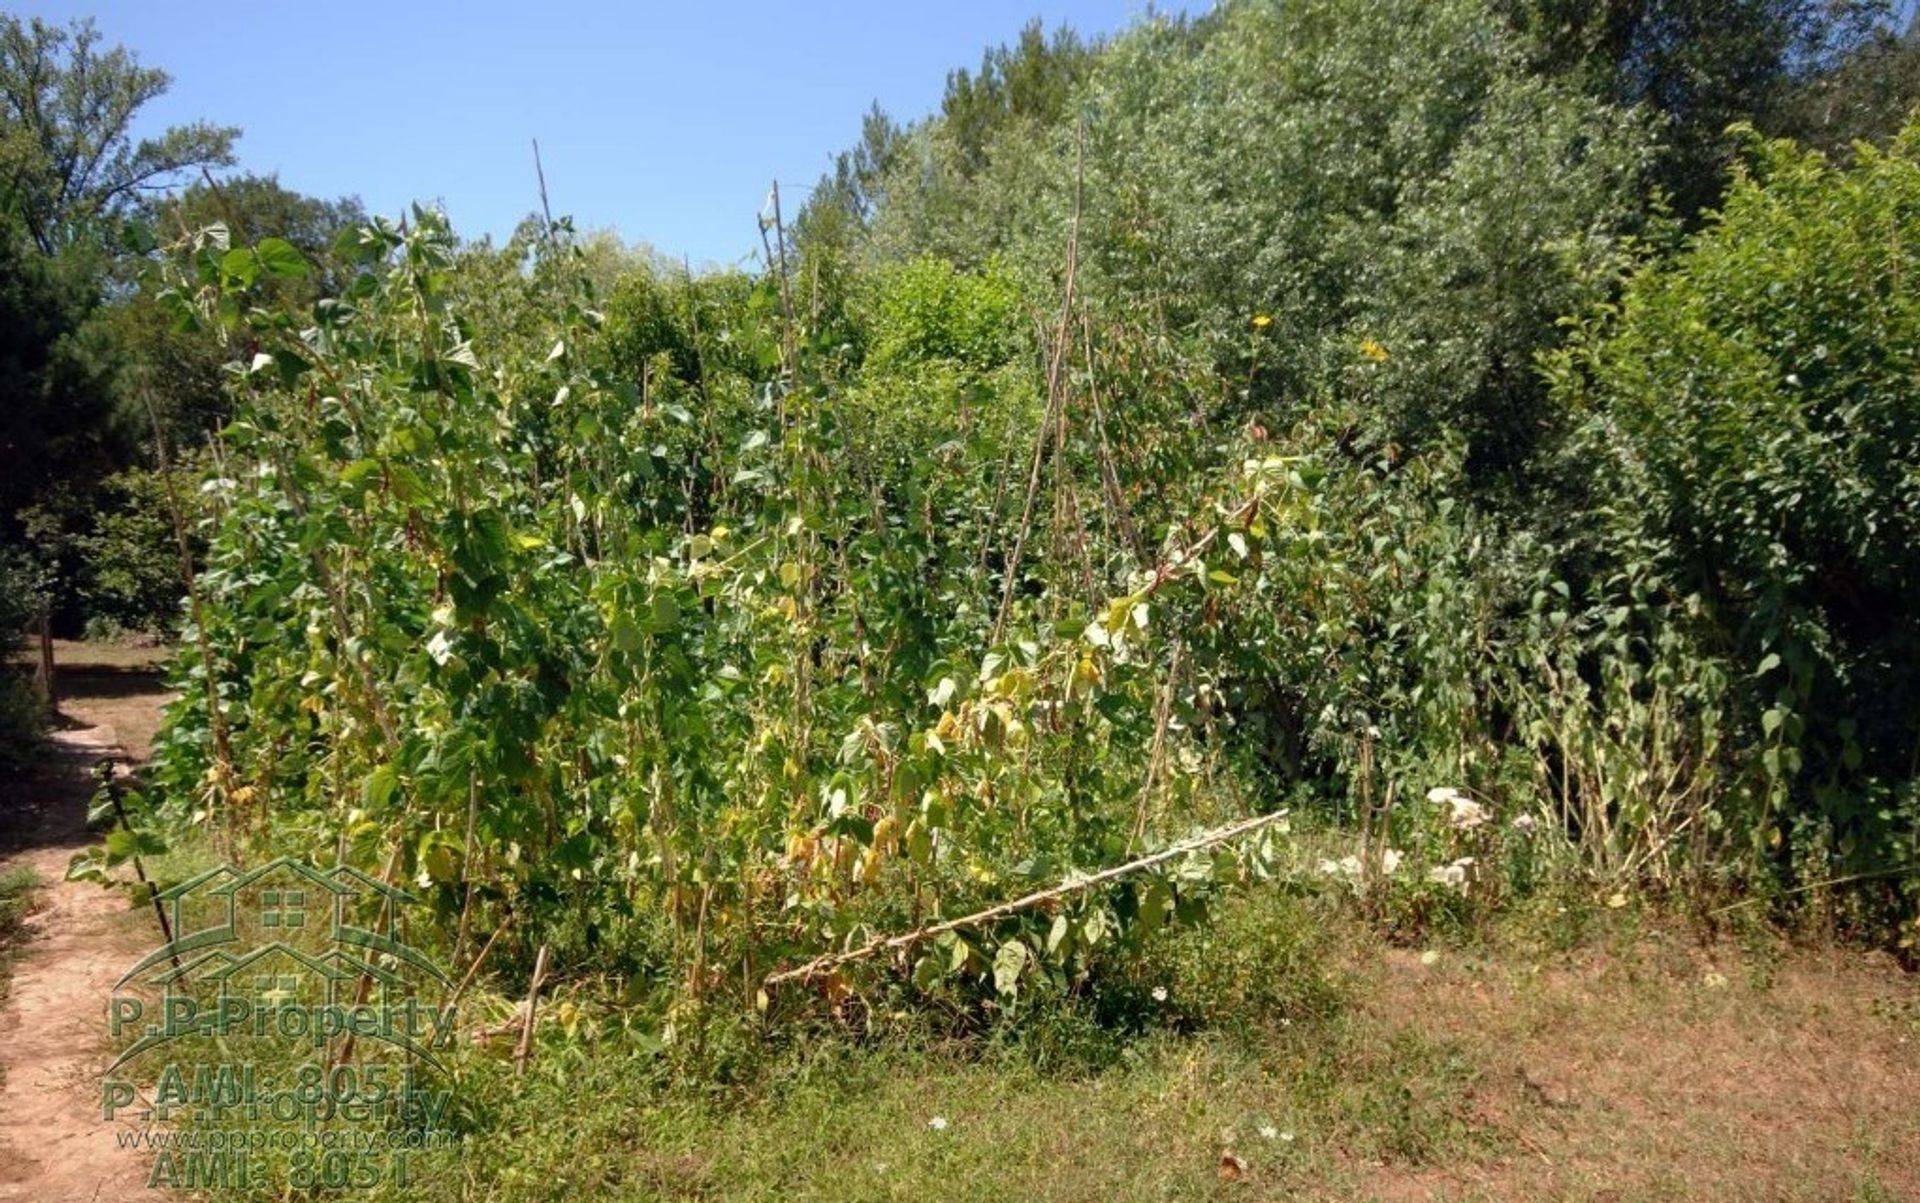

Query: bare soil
[0,646,176,1201]
[1335,937,1920,1201]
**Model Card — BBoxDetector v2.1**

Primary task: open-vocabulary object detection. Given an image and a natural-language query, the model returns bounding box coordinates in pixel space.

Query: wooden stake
[32,604,55,714]
[514,943,551,1076]
[102,764,180,972]
[991,124,1085,646]
[765,809,1288,987]
[437,915,507,1033]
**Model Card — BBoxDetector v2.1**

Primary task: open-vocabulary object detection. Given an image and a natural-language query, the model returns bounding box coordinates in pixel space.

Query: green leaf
[341,459,382,490]
[1137,880,1173,935]
[255,237,309,279]
[423,844,459,884]
[645,592,681,634]
[388,464,428,503]
[992,940,1028,997]
[1081,908,1109,947]
[363,765,399,810]
[220,246,258,287]
[1046,913,1071,955]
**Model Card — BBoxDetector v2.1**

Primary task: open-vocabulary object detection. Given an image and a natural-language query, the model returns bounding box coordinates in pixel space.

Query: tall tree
[1499,0,1894,216]
[0,212,118,527]
[941,20,1094,176]
[0,15,236,252]
[0,17,240,634]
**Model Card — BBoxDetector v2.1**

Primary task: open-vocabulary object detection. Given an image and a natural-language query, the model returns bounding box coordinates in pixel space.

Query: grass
[0,862,42,1087]
[407,1022,1482,1203]
[0,859,42,1097]
[0,863,41,1002]
[118,871,1920,1203]
[5,637,173,673]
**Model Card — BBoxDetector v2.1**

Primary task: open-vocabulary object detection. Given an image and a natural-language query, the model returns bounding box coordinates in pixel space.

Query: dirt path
[0,650,176,1201]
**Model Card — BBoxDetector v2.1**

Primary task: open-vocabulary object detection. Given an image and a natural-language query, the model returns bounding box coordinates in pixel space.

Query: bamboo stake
[142,391,236,788]
[437,915,508,1033]
[991,125,1085,646]
[99,762,181,972]
[765,809,1288,987]
[532,138,556,239]
[452,773,480,966]
[514,943,551,1076]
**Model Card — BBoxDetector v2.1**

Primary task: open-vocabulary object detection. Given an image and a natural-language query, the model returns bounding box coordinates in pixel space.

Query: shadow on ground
[0,648,174,857]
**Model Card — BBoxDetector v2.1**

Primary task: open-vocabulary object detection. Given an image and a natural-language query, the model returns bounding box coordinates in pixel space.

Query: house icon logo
[107,856,455,1071]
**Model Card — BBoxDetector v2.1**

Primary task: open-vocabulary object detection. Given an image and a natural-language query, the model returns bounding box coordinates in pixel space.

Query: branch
[765,808,1288,987]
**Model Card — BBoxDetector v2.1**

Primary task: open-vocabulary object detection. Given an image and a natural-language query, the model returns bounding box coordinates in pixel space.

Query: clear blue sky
[14,1,1178,268]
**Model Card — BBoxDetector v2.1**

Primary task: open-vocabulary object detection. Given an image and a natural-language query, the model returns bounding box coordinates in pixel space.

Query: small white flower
[1426,786,1464,805]
[928,1116,949,1131]
[1151,986,1168,1002]
[1420,949,1441,967]
[1511,812,1538,835]
[1280,1131,1295,1144]
[1379,847,1404,876]
[1258,1123,1278,1140]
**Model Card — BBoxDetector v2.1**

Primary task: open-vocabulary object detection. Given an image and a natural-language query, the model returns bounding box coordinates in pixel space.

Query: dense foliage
[1552,125,1920,921]
[9,1,1920,1056]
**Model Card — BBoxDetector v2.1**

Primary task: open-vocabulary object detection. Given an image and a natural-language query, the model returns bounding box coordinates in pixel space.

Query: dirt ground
[0,644,176,1201]
[1331,934,1920,1202]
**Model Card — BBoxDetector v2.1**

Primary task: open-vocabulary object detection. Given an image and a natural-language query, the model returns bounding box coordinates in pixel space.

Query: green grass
[136,889,1497,1202]
[0,862,41,1097]
[0,863,41,992]
[377,1021,1482,1203]
[102,850,1920,1203]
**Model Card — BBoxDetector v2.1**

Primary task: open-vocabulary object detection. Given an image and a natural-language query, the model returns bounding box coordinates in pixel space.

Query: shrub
[1549,119,1920,929]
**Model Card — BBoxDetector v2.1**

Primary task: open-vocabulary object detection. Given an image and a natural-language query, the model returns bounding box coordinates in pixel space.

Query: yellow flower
[1360,338,1389,363]
[1251,313,1273,330]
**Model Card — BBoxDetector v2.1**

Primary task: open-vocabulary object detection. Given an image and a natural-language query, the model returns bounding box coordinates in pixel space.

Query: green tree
[1550,120,1920,910]
[0,216,121,531]
[941,19,1094,177]
[0,15,236,252]
[1499,0,1896,216]
[1775,11,1920,156]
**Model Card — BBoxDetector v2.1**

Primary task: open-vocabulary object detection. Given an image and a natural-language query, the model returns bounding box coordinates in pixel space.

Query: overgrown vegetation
[5,1,1920,1194]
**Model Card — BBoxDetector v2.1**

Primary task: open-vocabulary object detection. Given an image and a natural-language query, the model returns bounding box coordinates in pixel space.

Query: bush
[75,467,191,638]
[1549,119,1920,928]
[0,554,47,774]
[0,674,45,776]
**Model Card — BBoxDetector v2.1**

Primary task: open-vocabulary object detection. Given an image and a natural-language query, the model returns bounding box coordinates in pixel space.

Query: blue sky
[14,2,1177,267]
